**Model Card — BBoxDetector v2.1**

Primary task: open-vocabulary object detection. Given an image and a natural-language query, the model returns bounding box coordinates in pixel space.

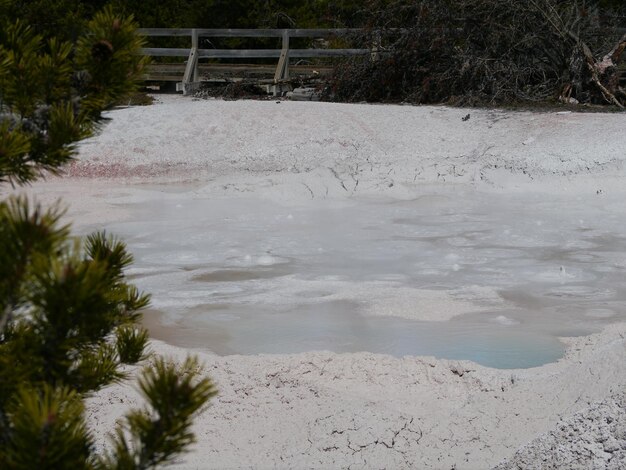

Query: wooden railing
[137,28,370,95]
[137,27,626,95]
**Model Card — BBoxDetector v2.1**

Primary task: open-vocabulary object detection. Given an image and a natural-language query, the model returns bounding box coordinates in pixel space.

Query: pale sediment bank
[17,96,626,467]
[86,324,626,469]
[495,391,626,469]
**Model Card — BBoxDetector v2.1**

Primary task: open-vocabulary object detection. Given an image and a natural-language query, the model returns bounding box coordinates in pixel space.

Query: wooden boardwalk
[138,28,371,95]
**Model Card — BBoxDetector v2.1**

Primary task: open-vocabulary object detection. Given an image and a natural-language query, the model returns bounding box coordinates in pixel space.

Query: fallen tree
[325,0,626,107]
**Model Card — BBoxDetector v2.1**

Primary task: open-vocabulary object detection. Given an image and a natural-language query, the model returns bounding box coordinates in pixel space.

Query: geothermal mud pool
[23,98,626,468]
[82,185,626,369]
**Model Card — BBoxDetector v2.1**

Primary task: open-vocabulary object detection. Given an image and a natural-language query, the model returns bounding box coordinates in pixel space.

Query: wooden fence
[137,28,370,95]
[138,27,626,96]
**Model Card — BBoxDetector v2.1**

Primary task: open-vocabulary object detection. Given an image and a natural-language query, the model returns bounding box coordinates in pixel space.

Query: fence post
[273,29,290,96]
[370,30,381,62]
[181,28,199,95]
[192,28,200,82]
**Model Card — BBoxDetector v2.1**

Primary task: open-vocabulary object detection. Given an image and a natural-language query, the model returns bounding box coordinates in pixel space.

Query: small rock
[604,438,620,453]
[607,450,626,470]
[450,364,467,377]
[615,425,626,441]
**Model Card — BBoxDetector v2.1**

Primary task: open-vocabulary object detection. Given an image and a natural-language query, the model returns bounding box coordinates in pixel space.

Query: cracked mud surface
[86,325,626,469]
[496,393,626,470]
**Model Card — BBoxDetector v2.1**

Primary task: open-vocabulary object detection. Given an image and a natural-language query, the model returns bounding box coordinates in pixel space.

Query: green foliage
[0,7,148,185]
[0,201,215,468]
[0,198,147,405]
[116,326,150,364]
[2,385,92,470]
[107,0,190,29]
[98,357,217,469]
[105,0,343,29]
[0,197,69,316]
[0,22,82,184]
[75,8,150,117]
[0,5,214,469]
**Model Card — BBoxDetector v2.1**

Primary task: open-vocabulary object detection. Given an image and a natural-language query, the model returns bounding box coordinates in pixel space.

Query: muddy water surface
[100,187,626,368]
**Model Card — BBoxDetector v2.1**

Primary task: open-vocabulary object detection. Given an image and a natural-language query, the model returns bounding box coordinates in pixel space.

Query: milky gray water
[101,186,626,369]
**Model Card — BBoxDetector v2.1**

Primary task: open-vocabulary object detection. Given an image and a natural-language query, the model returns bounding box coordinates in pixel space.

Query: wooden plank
[200,49,368,58]
[180,29,200,95]
[145,63,334,74]
[142,48,280,58]
[137,28,362,38]
[182,48,198,85]
[137,28,193,36]
[142,75,184,82]
[195,28,362,38]
[274,30,290,82]
[145,64,187,73]
[141,47,192,57]
[141,48,369,58]
[191,29,199,82]
[273,30,291,95]
[142,63,335,82]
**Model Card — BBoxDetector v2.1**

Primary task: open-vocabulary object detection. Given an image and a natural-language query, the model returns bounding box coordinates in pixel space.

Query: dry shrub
[325,0,626,106]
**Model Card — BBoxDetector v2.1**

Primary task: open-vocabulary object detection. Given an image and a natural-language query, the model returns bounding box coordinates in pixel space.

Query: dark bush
[324,0,626,106]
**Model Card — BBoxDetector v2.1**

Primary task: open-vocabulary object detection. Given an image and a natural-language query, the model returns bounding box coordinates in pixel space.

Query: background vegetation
[8,0,620,107]
[3,0,624,32]
[326,0,626,106]
[0,5,215,468]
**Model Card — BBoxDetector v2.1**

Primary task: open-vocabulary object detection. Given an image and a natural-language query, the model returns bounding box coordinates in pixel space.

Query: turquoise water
[150,301,570,369]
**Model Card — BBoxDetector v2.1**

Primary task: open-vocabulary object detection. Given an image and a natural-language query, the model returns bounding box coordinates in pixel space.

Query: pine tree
[0,7,216,468]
